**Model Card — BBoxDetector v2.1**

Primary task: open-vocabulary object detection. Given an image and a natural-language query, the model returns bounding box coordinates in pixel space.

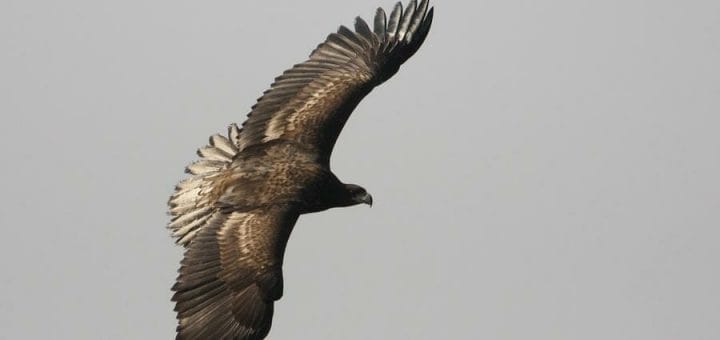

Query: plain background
[1,0,719,339]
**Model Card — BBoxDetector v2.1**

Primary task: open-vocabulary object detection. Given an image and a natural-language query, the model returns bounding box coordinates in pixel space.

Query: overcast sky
[1,0,719,339]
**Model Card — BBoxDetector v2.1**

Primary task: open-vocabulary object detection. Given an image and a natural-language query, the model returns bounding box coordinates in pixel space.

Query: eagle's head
[344,184,373,207]
[302,182,372,213]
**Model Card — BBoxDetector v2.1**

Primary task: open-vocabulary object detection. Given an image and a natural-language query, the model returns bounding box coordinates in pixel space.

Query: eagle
[167,1,433,338]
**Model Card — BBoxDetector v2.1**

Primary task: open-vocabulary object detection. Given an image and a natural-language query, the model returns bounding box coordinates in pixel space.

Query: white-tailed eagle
[167,1,433,338]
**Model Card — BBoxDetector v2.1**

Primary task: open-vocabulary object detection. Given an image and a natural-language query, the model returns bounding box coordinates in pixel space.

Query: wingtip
[425,7,435,27]
[354,16,373,39]
[387,2,404,38]
[373,7,387,35]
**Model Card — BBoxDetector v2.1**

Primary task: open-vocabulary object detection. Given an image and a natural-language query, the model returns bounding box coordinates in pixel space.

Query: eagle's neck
[299,173,358,214]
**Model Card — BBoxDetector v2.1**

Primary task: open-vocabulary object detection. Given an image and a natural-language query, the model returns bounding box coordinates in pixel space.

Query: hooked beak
[361,193,373,207]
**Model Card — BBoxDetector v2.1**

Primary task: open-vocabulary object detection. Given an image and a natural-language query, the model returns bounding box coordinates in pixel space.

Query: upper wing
[235,0,434,163]
[172,206,299,340]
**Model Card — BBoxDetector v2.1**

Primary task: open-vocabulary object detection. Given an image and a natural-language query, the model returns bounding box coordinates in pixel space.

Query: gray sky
[1,0,719,339]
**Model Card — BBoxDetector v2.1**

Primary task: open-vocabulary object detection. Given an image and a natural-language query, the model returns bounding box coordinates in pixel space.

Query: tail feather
[168,126,241,247]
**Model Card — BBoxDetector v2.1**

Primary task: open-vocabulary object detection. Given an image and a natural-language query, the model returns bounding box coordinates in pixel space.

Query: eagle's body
[167,1,433,338]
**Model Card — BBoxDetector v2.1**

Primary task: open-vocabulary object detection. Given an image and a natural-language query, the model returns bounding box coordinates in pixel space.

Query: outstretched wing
[168,128,300,339]
[236,0,434,163]
[172,206,299,340]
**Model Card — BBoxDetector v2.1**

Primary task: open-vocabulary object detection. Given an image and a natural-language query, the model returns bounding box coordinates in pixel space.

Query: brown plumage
[167,1,433,339]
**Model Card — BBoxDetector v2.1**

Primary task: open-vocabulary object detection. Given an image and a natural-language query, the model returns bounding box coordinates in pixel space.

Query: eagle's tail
[167,124,242,246]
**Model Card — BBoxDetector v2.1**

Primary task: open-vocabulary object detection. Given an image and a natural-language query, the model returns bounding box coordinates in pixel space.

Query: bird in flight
[167,1,433,338]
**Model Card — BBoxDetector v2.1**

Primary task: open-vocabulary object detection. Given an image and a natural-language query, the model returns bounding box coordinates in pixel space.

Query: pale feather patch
[209,134,238,155]
[228,123,242,149]
[187,160,224,175]
[260,78,339,143]
[262,113,288,141]
[198,146,232,162]
[221,212,255,259]
[170,187,202,208]
[170,207,212,230]
[169,126,242,246]
[173,214,211,240]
